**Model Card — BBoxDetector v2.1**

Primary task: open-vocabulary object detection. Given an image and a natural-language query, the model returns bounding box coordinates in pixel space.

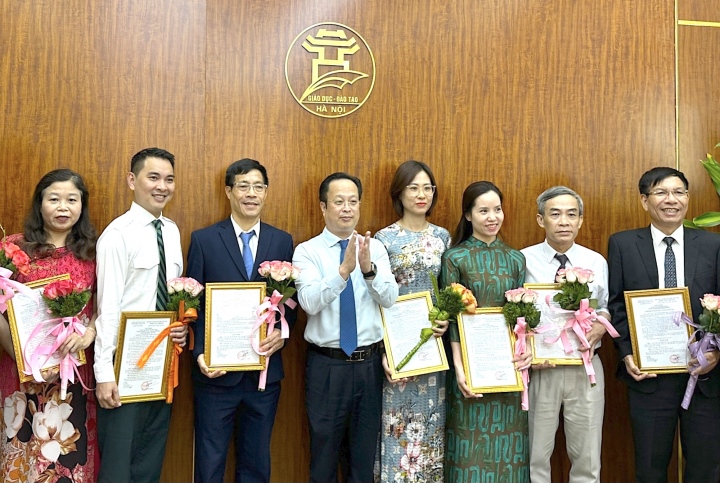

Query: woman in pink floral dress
[0,169,98,483]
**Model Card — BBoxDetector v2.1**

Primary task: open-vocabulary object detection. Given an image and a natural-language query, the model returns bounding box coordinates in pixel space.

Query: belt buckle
[346,349,366,362]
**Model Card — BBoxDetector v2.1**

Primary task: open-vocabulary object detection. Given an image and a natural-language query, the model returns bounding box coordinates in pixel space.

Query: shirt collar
[541,239,577,264]
[130,201,164,226]
[650,224,684,248]
[230,216,260,239]
[320,227,354,247]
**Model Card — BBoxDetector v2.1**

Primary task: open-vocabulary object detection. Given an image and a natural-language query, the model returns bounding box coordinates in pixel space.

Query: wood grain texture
[678,24,720,226]
[0,1,692,482]
[0,1,206,481]
[679,0,720,22]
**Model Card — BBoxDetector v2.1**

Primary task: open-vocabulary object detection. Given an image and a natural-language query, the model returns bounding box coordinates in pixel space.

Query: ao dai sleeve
[440,250,462,342]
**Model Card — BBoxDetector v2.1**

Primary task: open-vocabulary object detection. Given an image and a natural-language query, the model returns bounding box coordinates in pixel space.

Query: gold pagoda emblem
[286,22,376,118]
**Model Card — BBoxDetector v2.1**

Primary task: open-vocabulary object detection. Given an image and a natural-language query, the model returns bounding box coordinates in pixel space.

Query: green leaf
[692,212,720,227]
[684,219,700,229]
[700,154,720,197]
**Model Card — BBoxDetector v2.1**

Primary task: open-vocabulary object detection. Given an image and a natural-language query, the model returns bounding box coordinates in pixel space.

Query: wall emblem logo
[286,22,375,118]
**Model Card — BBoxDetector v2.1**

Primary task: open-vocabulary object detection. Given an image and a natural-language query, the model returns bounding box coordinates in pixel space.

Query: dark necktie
[152,219,169,311]
[338,239,358,356]
[240,232,255,279]
[554,253,569,279]
[664,237,677,288]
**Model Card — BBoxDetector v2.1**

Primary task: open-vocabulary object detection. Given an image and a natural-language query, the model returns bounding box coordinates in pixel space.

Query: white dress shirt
[293,227,399,348]
[522,240,610,346]
[230,216,260,261]
[94,202,183,383]
[650,224,685,288]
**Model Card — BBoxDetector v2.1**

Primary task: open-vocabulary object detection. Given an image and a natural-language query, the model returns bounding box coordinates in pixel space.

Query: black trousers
[628,373,720,483]
[305,348,383,483]
[97,400,172,483]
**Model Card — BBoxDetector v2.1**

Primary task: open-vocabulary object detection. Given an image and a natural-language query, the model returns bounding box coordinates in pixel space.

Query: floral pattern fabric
[440,237,529,483]
[374,223,451,483]
[0,234,97,483]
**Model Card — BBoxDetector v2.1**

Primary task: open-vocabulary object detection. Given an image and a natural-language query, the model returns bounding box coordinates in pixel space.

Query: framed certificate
[6,274,88,383]
[457,307,523,394]
[524,283,583,365]
[381,291,449,380]
[624,287,693,373]
[204,282,267,371]
[114,311,176,403]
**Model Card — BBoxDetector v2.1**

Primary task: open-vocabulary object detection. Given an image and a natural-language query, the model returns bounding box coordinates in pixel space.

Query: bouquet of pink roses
[137,277,204,403]
[676,294,720,409]
[167,276,204,312]
[546,267,618,386]
[0,223,33,312]
[502,288,541,330]
[258,261,299,305]
[502,287,541,410]
[252,261,300,390]
[25,278,93,399]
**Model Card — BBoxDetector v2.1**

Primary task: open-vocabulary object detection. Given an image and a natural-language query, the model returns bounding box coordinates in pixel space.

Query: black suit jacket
[608,226,720,395]
[187,218,296,387]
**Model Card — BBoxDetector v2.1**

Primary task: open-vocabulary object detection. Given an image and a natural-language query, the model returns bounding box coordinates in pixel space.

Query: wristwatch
[362,262,377,279]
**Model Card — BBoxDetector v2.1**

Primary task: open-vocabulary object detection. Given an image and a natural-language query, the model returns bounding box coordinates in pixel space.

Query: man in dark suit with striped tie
[187,158,296,483]
[608,167,720,483]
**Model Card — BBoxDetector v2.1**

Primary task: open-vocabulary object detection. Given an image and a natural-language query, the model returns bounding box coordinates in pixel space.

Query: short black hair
[638,167,689,195]
[319,172,362,203]
[130,147,175,175]
[225,158,269,187]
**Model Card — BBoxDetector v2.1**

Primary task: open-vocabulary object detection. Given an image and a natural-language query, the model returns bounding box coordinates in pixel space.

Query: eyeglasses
[234,183,267,194]
[331,199,360,208]
[647,189,688,199]
[406,184,436,196]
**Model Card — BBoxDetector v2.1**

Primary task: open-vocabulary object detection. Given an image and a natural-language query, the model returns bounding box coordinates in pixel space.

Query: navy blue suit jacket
[187,218,296,387]
[608,226,720,396]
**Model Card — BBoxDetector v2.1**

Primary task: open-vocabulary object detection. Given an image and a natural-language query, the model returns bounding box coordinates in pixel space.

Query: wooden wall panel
[0,1,206,481]
[0,1,689,482]
[678,16,720,223]
[679,0,720,22]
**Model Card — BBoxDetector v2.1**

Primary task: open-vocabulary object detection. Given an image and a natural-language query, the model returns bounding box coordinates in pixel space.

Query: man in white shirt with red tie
[521,186,610,483]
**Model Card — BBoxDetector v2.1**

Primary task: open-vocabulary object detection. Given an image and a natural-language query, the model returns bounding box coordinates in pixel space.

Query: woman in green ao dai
[441,181,531,483]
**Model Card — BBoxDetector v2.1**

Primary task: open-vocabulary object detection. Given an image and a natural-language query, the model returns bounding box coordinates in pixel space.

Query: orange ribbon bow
[137,300,197,403]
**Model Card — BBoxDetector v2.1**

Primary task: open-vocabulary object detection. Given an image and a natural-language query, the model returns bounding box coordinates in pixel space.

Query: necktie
[240,231,255,279]
[152,219,168,311]
[554,253,569,279]
[664,237,677,288]
[338,239,358,356]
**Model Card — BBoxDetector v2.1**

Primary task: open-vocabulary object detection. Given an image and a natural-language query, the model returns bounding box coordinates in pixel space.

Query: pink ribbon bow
[250,289,296,391]
[24,316,89,399]
[544,296,619,385]
[0,267,35,312]
[514,317,529,411]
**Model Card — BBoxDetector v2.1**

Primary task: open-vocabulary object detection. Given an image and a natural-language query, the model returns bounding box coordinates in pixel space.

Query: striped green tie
[152,219,169,311]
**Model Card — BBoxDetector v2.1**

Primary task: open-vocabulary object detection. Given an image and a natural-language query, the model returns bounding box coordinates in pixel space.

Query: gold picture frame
[381,291,449,380]
[624,287,693,374]
[6,273,88,383]
[524,283,584,366]
[114,311,176,404]
[204,282,267,372]
[457,307,523,394]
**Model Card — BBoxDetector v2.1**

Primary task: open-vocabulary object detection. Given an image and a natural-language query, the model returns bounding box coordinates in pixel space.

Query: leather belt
[309,341,383,362]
